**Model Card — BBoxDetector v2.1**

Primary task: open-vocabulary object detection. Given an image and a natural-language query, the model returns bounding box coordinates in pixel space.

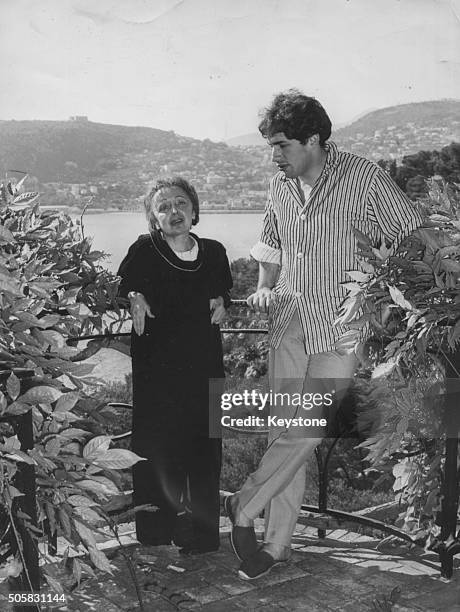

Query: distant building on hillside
[206,172,226,186]
[69,184,82,197]
[69,116,89,122]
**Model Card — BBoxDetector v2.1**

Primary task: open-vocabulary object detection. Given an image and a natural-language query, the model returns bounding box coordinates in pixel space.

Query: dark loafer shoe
[224,495,258,562]
[238,550,288,580]
[230,526,259,562]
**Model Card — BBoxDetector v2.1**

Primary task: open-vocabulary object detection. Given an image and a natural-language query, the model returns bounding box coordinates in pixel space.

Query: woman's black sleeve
[117,241,145,303]
[217,243,233,309]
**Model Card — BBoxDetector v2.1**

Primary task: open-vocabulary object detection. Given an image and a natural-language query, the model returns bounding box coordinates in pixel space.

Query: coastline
[199,209,263,214]
[41,206,264,215]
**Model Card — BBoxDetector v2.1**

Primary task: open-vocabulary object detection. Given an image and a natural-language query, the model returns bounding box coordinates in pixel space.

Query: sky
[1,0,460,141]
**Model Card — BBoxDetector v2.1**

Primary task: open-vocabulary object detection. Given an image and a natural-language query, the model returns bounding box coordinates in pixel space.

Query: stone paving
[1,520,459,611]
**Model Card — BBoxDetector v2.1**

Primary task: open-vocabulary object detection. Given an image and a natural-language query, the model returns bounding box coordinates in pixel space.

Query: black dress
[118,230,232,550]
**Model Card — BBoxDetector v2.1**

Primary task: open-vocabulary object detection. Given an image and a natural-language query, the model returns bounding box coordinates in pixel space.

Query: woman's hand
[129,292,155,335]
[209,296,226,325]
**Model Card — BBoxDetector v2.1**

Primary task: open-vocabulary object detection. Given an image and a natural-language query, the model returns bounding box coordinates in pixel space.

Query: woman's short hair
[258,89,332,146]
[144,177,200,228]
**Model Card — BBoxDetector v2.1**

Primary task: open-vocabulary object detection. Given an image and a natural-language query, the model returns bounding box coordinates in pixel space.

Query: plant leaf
[67,495,99,508]
[5,401,30,415]
[0,558,22,579]
[0,224,16,243]
[93,449,147,470]
[74,519,97,548]
[345,270,372,283]
[371,361,397,379]
[44,573,65,595]
[83,435,112,460]
[55,391,80,414]
[20,385,62,404]
[388,285,413,311]
[88,545,113,574]
[40,329,66,348]
[6,372,21,400]
[78,478,118,500]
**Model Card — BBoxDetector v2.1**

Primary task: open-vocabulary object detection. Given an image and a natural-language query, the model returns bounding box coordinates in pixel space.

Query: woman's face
[150,186,195,237]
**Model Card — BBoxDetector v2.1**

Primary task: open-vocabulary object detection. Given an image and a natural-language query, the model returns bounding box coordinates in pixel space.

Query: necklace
[149,231,203,272]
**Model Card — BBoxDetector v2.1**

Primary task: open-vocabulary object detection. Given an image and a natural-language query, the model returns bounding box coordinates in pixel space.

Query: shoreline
[41,206,264,215]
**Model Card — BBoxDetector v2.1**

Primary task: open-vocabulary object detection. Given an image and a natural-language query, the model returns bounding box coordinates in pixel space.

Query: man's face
[268,132,312,179]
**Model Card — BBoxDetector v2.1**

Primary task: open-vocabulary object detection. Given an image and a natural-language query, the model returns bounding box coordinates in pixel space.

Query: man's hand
[210,296,226,324]
[129,292,155,335]
[247,287,274,313]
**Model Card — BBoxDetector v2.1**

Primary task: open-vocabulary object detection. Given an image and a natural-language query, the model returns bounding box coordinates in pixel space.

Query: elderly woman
[118,177,232,554]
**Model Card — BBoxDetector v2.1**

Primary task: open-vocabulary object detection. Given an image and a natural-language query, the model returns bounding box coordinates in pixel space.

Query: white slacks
[237,311,358,549]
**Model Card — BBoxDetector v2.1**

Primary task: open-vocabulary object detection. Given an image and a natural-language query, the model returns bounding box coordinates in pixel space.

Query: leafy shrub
[221,435,267,492]
[230,257,258,299]
[336,179,460,540]
[319,478,393,513]
[89,374,133,440]
[0,184,143,592]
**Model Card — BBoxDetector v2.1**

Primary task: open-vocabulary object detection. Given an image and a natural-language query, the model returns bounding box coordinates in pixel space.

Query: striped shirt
[250,141,423,353]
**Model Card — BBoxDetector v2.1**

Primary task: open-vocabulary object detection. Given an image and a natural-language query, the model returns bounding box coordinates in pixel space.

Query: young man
[225,89,422,580]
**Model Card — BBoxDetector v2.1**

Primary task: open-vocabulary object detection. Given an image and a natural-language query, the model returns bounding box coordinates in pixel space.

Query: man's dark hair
[258,89,332,146]
[144,176,200,226]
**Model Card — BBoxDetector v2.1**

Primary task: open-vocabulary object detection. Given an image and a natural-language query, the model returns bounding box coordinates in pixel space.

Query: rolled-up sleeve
[367,169,423,249]
[250,193,281,264]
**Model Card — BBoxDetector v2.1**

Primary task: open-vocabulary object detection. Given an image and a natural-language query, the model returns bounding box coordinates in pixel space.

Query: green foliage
[89,375,133,451]
[378,142,460,199]
[223,342,268,380]
[230,257,258,299]
[96,374,133,406]
[314,478,393,513]
[221,435,267,492]
[0,182,143,590]
[336,179,460,539]
[223,257,269,379]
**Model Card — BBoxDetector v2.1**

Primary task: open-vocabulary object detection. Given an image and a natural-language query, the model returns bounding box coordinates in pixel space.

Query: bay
[83,211,264,272]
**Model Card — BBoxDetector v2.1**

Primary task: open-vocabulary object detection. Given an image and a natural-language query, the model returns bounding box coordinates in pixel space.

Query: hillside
[227,132,266,147]
[0,119,271,211]
[0,119,180,183]
[228,100,460,161]
[1,100,459,212]
[334,100,460,161]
